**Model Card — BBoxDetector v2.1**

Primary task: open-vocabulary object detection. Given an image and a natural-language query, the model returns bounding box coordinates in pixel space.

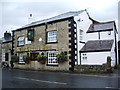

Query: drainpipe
[11,31,14,55]
[114,27,118,68]
[75,22,78,65]
[76,18,84,65]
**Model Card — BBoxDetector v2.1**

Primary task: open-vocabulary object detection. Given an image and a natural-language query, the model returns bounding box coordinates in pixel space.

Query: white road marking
[105,87,118,89]
[14,77,67,85]
[63,73,120,78]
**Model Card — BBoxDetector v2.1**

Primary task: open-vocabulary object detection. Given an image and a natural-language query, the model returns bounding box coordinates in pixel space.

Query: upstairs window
[80,30,83,41]
[47,30,57,43]
[17,36,25,46]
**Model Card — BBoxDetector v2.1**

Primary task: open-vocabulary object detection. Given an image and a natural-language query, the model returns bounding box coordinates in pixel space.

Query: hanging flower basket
[56,52,68,63]
[37,55,47,64]
[23,56,31,64]
[39,61,46,64]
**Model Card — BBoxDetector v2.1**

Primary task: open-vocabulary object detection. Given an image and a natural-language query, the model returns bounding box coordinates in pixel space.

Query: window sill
[17,45,25,47]
[46,64,58,67]
[18,62,25,65]
[46,41,58,44]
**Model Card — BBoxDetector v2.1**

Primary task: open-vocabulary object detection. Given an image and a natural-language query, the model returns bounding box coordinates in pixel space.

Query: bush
[56,52,68,63]
[37,55,47,64]
[107,56,111,67]
[23,55,31,64]
[117,64,120,69]
[11,55,19,63]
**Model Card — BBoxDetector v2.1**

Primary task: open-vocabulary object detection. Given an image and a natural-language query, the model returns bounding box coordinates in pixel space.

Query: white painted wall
[118,1,120,41]
[100,31,114,40]
[87,31,114,40]
[81,52,111,65]
[2,49,5,62]
[74,11,92,65]
[87,32,99,40]
[8,52,11,66]
[74,11,117,66]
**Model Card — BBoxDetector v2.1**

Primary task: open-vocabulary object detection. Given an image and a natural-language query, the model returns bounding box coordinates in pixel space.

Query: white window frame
[17,36,25,46]
[47,51,58,65]
[18,53,25,63]
[80,30,83,41]
[47,30,57,43]
[25,37,32,45]
[82,53,87,60]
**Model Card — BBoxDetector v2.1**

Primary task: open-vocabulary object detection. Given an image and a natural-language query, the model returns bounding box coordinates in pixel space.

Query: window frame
[18,53,25,64]
[47,51,58,65]
[79,29,83,41]
[25,37,32,45]
[17,36,25,46]
[82,53,87,60]
[46,30,57,44]
[30,52,39,61]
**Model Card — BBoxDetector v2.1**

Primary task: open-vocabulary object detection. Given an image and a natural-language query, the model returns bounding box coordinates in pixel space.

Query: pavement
[2,68,120,89]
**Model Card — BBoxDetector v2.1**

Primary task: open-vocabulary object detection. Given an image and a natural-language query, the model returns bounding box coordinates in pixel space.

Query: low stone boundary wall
[13,61,69,71]
[74,65,113,73]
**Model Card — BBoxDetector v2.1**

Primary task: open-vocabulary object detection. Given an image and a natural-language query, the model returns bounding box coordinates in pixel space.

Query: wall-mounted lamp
[39,38,42,42]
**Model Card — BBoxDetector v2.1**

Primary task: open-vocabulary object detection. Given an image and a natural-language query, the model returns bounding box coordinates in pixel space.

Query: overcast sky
[0,0,119,38]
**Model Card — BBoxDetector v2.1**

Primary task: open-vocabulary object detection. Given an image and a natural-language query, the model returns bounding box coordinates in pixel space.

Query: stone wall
[1,42,12,65]
[2,42,12,52]
[13,19,71,71]
[74,64,113,73]
[14,61,69,71]
[13,20,69,53]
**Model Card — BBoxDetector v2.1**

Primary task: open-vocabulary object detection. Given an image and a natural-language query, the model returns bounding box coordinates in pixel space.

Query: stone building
[0,31,12,66]
[12,10,92,71]
[0,39,2,63]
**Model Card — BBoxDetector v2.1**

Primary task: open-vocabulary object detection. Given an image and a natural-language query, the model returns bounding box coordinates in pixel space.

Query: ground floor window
[82,53,87,60]
[47,51,58,65]
[18,53,25,63]
[30,52,39,60]
[5,53,8,61]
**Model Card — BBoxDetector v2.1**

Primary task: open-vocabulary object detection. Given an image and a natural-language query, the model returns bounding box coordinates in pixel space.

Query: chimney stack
[4,31,11,40]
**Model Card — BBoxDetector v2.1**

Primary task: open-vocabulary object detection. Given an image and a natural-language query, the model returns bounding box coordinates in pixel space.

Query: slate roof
[2,37,12,43]
[80,40,114,52]
[87,21,117,33]
[0,38,3,44]
[14,10,85,31]
[0,37,12,44]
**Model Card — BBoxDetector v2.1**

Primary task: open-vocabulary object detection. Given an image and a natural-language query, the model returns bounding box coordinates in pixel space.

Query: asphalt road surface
[2,68,120,89]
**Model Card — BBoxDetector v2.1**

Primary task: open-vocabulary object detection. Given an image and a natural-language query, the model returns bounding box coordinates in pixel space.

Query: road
[2,68,120,89]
